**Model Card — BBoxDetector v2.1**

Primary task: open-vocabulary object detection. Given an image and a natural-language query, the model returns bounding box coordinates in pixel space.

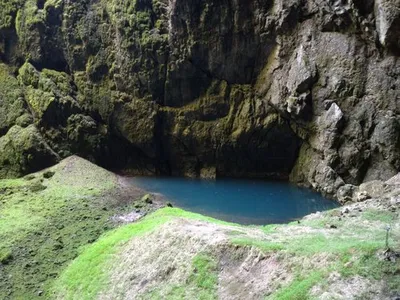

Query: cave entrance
[215,123,303,180]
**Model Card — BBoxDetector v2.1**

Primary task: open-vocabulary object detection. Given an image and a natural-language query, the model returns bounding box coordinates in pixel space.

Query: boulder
[337,184,359,204]
[359,180,389,199]
[18,62,79,125]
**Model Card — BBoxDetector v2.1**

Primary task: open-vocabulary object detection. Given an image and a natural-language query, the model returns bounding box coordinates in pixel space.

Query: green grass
[230,227,386,257]
[362,209,397,223]
[262,224,279,233]
[0,178,26,189]
[141,251,219,300]
[54,204,400,299]
[336,249,400,287]
[0,157,141,300]
[268,271,324,300]
[53,208,227,300]
[191,253,218,292]
[231,237,284,252]
[2,157,399,300]
[285,234,385,256]
[53,213,173,300]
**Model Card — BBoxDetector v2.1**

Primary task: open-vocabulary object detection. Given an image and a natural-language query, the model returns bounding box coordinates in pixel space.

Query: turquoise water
[130,177,339,225]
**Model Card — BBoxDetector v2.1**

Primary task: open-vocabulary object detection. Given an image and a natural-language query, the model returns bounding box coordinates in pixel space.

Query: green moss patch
[0,63,27,133]
[269,271,324,300]
[144,253,219,300]
[0,0,23,29]
[0,156,143,299]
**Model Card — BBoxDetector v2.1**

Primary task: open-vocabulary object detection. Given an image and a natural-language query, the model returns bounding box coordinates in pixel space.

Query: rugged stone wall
[0,0,399,198]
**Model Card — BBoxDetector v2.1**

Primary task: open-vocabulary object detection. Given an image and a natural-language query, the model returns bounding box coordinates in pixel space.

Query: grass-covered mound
[0,156,148,299]
[53,204,400,299]
[1,156,399,299]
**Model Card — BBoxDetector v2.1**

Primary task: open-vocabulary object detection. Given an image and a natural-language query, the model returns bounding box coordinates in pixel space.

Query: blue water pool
[130,177,339,225]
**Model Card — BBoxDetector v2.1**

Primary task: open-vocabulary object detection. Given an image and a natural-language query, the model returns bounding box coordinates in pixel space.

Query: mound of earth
[54,195,400,299]
[0,156,159,299]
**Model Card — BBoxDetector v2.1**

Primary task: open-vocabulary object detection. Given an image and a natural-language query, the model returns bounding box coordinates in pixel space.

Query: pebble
[341,208,350,214]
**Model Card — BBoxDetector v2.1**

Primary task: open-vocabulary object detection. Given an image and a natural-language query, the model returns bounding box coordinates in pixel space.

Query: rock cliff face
[0,0,399,198]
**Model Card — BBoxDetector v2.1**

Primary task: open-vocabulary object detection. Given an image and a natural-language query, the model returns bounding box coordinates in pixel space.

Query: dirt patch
[311,274,389,300]
[98,219,288,300]
[218,246,291,300]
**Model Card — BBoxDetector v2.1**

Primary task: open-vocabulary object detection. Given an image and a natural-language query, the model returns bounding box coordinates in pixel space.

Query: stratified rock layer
[0,0,399,198]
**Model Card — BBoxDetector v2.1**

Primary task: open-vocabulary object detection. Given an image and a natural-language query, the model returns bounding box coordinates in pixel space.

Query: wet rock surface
[0,0,398,197]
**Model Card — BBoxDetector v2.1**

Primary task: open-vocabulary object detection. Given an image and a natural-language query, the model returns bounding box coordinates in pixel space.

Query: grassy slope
[1,157,399,299]
[53,206,400,300]
[52,208,235,300]
[0,156,142,299]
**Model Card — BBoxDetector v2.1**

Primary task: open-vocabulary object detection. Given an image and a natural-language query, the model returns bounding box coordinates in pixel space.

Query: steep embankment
[0,0,399,198]
[0,156,156,299]
[53,199,400,300]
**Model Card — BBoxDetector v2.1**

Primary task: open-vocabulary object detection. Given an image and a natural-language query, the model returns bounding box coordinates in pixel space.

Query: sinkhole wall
[0,0,399,199]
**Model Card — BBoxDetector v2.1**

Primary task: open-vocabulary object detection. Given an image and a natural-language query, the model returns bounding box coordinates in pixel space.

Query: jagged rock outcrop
[0,0,399,198]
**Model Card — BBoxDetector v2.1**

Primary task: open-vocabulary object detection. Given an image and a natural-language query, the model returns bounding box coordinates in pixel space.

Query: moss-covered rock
[18,62,79,124]
[0,63,28,135]
[112,99,159,158]
[0,0,23,29]
[15,0,65,69]
[0,125,58,178]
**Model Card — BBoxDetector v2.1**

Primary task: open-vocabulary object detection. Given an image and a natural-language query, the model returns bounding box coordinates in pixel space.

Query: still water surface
[130,177,339,225]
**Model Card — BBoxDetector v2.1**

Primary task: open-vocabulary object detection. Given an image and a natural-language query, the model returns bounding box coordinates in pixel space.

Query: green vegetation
[191,253,219,293]
[1,156,399,299]
[18,61,75,119]
[15,0,44,37]
[0,124,57,178]
[231,237,284,252]
[0,63,27,132]
[337,250,400,292]
[362,209,397,223]
[142,252,219,300]
[269,271,324,300]
[53,212,173,300]
[53,203,400,299]
[0,157,142,299]
[53,207,237,300]
[15,0,62,37]
[0,0,23,29]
